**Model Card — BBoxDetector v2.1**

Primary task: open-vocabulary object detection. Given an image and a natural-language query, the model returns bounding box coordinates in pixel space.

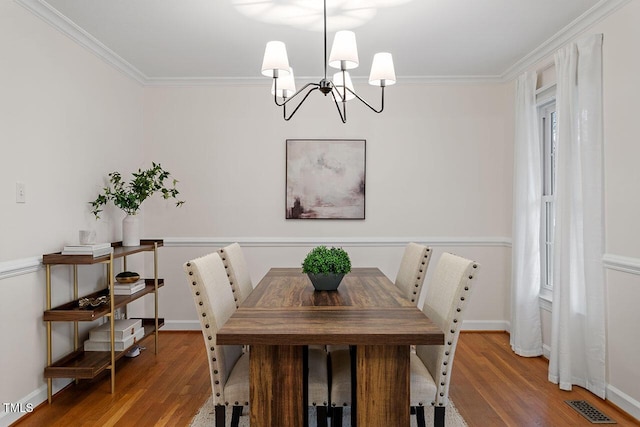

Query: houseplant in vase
[302,246,351,291]
[90,162,184,246]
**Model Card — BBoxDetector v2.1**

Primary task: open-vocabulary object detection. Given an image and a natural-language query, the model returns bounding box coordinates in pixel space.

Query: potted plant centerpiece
[90,162,184,246]
[302,246,352,291]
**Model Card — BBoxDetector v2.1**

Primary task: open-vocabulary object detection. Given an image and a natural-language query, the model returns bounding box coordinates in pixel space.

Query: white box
[84,326,145,351]
[89,318,143,341]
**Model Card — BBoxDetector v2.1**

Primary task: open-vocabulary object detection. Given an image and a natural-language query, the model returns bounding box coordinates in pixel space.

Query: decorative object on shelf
[79,229,96,245]
[302,246,351,291]
[286,139,365,219]
[122,214,140,246]
[89,162,184,246]
[115,271,141,284]
[261,0,396,123]
[78,295,109,309]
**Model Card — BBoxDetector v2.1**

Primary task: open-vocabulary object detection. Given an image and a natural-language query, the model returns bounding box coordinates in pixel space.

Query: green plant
[90,162,184,219]
[302,246,352,275]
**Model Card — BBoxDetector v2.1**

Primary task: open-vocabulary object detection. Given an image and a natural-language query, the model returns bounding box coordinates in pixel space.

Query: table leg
[356,345,410,427]
[250,345,305,427]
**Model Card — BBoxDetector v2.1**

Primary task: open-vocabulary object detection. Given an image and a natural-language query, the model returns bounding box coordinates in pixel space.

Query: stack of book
[84,318,144,351]
[112,279,146,295]
[61,243,113,257]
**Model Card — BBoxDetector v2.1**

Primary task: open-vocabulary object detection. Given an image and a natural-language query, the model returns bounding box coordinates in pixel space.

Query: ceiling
[17,0,619,84]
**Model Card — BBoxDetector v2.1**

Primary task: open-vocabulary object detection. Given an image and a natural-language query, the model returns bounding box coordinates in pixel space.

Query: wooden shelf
[44,318,164,379]
[43,238,165,401]
[44,279,164,322]
[42,239,163,265]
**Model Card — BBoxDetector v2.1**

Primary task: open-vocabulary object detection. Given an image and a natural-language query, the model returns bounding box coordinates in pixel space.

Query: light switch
[16,182,26,203]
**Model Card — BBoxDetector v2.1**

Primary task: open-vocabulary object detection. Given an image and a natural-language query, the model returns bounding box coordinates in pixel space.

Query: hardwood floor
[13,331,640,426]
[450,332,640,427]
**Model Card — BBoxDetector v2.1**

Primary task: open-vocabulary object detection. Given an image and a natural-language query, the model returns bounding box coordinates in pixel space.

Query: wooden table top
[216,268,444,346]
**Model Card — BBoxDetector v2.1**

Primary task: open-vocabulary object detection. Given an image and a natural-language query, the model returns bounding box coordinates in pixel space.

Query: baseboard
[0,380,72,427]
[607,384,640,421]
[162,320,200,331]
[461,320,509,331]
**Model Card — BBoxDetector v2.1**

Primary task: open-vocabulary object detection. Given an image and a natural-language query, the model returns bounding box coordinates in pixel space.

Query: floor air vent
[565,400,616,424]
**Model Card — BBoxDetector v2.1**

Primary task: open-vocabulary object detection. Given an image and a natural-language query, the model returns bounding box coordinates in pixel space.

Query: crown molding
[15,0,633,86]
[501,0,632,81]
[15,0,148,85]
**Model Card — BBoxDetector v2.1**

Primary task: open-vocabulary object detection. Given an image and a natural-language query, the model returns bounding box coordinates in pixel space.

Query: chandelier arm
[329,90,347,124]
[273,81,320,107]
[283,86,321,121]
[345,86,386,114]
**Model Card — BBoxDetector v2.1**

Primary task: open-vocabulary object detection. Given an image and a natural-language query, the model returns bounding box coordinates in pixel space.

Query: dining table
[216,267,444,427]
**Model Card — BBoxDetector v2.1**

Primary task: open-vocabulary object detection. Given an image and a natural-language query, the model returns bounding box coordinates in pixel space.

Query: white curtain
[510,71,543,357]
[549,33,606,398]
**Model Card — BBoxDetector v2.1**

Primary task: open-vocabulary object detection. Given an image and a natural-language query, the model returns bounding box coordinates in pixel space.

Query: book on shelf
[89,318,143,341]
[113,281,146,295]
[113,278,145,288]
[61,243,113,257]
[84,326,145,351]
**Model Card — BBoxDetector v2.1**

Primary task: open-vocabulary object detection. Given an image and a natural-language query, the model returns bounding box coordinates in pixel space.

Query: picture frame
[286,139,366,219]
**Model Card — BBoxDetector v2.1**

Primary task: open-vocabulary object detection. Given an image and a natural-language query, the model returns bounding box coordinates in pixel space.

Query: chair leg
[331,407,343,427]
[214,405,225,427]
[231,405,243,427]
[415,406,426,427]
[434,405,445,427]
[316,405,328,427]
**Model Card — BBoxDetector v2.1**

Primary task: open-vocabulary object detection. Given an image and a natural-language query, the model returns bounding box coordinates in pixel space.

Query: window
[539,101,556,293]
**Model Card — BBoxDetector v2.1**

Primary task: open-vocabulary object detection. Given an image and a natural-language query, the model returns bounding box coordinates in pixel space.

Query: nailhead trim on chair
[219,248,241,308]
[410,248,432,303]
[430,261,478,408]
[184,261,226,407]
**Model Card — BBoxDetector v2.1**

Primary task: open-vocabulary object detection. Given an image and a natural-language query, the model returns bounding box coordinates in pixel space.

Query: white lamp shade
[329,31,359,70]
[271,68,296,98]
[332,71,355,101]
[261,41,291,77]
[368,52,396,86]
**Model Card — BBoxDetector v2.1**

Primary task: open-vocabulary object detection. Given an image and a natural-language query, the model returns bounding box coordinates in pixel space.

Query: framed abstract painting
[286,139,365,219]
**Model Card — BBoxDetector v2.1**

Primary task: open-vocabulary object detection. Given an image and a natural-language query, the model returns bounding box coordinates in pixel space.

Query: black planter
[307,273,345,291]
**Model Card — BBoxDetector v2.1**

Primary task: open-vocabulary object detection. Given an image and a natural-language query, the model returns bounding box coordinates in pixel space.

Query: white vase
[122,214,140,246]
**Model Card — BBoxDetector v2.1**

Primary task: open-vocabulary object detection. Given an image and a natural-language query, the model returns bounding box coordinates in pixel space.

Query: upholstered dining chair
[327,243,432,356]
[184,252,330,427]
[184,252,249,427]
[410,252,480,427]
[219,242,254,308]
[395,242,432,305]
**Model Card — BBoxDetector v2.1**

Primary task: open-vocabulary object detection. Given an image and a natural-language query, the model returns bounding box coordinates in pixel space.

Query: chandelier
[260,0,396,123]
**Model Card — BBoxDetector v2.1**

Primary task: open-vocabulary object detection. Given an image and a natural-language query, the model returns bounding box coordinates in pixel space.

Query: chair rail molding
[163,236,512,248]
[0,257,42,280]
[602,253,640,275]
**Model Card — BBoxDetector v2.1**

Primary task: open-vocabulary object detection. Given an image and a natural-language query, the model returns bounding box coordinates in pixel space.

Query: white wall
[142,81,514,331]
[0,2,145,425]
[595,1,640,417]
